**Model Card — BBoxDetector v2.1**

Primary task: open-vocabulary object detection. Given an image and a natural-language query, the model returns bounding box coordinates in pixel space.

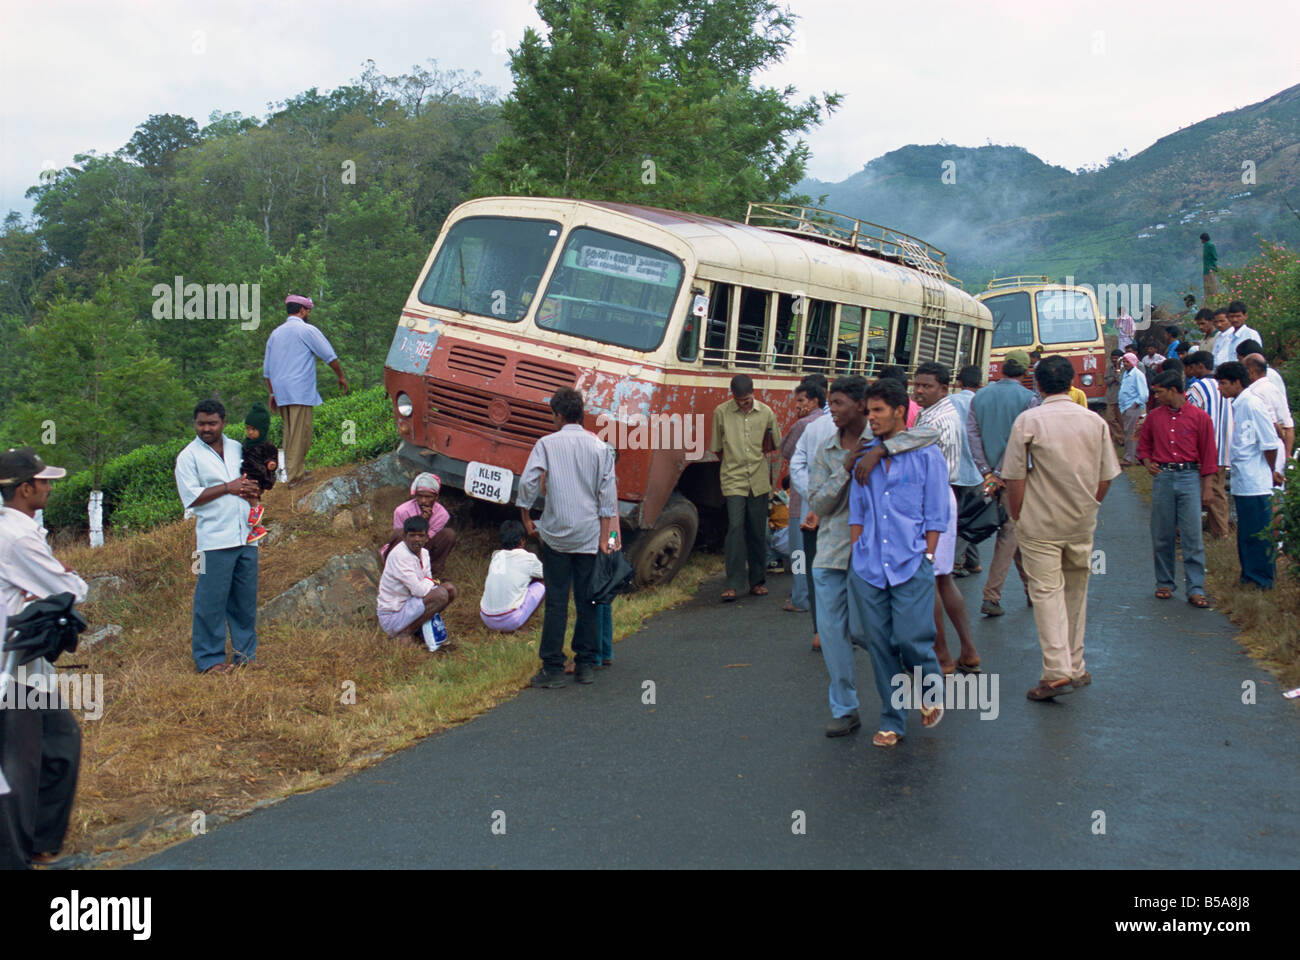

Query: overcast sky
[2,0,1297,217]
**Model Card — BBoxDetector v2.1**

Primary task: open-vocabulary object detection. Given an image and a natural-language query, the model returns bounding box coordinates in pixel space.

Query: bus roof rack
[984,276,1051,290]
[745,202,960,288]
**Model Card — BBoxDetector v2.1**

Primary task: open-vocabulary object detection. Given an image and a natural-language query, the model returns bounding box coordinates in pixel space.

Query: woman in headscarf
[380,473,457,576]
[1118,352,1149,466]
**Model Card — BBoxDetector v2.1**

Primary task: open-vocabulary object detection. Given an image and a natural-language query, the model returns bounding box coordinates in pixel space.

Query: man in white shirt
[1210,308,1235,370]
[480,519,545,632]
[174,400,262,675]
[1242,353,1294,460]
[1215,363,1283,588]
[377,516,457,648]
[1225,300,1262,360]
[0,448,85,868]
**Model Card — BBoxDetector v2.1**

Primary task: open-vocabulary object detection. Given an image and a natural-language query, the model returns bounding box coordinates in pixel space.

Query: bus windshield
[535,227,684,351]
[417,216,561,321]
[986,292,1033,348]
[1036,290,1098,344]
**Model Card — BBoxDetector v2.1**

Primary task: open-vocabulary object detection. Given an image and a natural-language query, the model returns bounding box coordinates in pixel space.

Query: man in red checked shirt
[1137,370,1218,608]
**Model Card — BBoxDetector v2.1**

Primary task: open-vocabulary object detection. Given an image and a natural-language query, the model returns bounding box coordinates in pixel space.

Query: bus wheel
[627,493,699,590]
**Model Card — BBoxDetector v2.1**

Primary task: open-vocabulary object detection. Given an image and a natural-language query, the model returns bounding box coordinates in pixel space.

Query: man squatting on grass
[376,515,458,649]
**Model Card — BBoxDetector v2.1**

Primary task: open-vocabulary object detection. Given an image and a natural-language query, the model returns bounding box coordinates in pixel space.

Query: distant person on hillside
[382,473,457,577]
[262,294,349,488]
[1200,233,1219,301]
[479,519,544,633]
[174,399,261,675]
[239,402,278,546]
[377,515,457,650]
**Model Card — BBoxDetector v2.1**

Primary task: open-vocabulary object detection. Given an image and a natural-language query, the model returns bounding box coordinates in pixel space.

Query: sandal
[721,589,737,602]
[811,634,821,652]
[1188,594,1210,608]
[782,600,808,613]
[749,584,769,596]
[921,704,945,729]
[956,659,982,674]
[1154,588,1172,600]
[201,662,234,675]
[872,730,901,748]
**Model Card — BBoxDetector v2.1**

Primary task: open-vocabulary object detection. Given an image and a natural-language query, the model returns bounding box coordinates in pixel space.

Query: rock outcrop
[257,550,382,628]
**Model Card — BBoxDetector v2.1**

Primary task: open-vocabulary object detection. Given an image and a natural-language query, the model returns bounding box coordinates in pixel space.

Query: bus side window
[894,314,917,370]
[836,305,863,374]
[735,288,768,369]
[803,299,834,372]
[701,285,731,366]
[773,293,798,369]
[865,309,892,378]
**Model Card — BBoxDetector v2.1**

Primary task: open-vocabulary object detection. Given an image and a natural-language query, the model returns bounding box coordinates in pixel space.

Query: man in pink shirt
[382,472,457,575]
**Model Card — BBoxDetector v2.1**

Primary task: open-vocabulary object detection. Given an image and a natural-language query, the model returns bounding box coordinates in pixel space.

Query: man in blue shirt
[262,294,349,487]
[1163,325,1182,360]
[847,377,950,748]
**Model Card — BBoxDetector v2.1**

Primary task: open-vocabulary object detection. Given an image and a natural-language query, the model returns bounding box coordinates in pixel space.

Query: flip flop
[956,659,982,674]
[921,704,945,729]
[1155,588,1173,600]
[721,589,737,602]
[1188,594,1210,608]
[782,600,808,613]
[872,730,901,748]
[749,585,769,596]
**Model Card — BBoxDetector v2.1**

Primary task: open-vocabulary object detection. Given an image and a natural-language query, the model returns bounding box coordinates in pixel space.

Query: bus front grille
[514,358,577,394]
[424,383,554,446]
[446,344,509,380]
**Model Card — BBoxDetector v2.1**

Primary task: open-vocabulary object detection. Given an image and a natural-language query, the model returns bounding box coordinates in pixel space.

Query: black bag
[955,488,1006,547]
[3,592,86,665]
[589,548,636,604]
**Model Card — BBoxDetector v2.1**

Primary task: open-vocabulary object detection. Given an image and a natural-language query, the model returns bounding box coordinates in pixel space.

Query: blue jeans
[1234,494,1274,588]
[597,603,613,662]
[192,544,259,671]
[1151,468,1206,596]
[812,567,869,718]
[848,563,942,737]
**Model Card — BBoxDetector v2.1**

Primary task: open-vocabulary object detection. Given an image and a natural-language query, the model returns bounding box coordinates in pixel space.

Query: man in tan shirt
[711,373,781,601]
[1001,356,1121,701]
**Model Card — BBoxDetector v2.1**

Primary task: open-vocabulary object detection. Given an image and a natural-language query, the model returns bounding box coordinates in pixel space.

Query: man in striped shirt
[1185,351,1232,538]
[517,387,620,688]
[913,362,980,673]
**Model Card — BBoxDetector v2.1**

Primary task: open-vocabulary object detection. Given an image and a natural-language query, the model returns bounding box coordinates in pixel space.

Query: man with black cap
[0,447,85,868]
[263,294,349,487]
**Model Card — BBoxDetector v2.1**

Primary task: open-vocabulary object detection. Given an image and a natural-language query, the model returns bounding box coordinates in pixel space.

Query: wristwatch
[925,552,935,563]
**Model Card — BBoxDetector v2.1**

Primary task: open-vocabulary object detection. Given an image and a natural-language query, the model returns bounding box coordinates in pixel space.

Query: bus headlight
[1080,374,1094,387]
[396,393,413,417]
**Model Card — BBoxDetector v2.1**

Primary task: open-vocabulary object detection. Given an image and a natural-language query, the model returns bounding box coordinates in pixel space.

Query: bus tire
[627,493,699,590]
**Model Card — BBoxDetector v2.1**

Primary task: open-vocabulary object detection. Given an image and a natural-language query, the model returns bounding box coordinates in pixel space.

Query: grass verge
[1119,462,1300,690]
[53,466,723,867]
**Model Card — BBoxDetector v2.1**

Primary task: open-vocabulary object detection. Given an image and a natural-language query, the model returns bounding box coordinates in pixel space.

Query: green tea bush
[43,385,398,533]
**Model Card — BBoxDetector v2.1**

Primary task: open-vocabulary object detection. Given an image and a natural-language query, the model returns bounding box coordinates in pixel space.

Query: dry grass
[55,466,724,865]
[1119,462,1300,689]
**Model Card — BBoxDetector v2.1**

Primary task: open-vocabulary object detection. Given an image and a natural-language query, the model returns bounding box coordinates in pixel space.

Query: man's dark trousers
[724,494,767,593]
[0,698,80,868]
[539,542,598,670]
[1234,494,1274,588]
[193,544,259,671]
[803,526,819,633]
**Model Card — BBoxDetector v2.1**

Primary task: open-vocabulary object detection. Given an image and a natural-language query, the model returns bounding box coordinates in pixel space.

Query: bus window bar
[744,202,961,288]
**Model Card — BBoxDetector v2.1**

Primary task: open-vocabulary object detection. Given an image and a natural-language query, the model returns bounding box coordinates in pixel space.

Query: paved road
[139,475,1299,868]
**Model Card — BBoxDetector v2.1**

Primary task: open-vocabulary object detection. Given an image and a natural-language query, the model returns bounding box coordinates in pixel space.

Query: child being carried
[241,402,279,544]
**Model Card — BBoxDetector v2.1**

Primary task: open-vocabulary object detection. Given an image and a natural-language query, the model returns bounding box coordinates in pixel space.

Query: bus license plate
[465,462,513,504]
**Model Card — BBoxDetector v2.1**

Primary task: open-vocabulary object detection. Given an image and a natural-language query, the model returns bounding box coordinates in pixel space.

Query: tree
[3,266,191,487]
[122,113,200,175]
[472,0,840,220]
